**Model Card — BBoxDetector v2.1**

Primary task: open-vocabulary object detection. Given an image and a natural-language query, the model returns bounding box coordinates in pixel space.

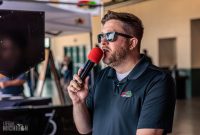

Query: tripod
[35,49,67,105]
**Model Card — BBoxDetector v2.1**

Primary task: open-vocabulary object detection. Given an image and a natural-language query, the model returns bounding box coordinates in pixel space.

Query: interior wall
[51,33,90,63]
[91,16,102,46]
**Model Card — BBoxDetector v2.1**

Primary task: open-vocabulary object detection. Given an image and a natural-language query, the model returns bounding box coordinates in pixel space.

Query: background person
[143,49,153,64]
[0,73,26,96]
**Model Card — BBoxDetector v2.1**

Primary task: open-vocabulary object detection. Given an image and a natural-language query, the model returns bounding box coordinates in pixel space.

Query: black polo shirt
[86,55,176,135]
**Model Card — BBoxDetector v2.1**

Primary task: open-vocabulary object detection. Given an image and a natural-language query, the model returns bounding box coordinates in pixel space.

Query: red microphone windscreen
[88,47,103,64]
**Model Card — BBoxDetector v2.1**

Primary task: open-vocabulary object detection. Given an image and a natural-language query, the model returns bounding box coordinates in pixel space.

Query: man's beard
[103,45,129,67]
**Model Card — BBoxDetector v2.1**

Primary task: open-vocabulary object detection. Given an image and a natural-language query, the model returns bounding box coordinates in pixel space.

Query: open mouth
[102,48,110,53]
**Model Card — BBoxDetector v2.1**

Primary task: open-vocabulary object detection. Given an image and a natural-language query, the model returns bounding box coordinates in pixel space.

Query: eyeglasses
[97,32,133,43]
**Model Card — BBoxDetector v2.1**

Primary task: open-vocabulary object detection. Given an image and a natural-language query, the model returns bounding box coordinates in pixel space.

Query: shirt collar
[107,54,150,80]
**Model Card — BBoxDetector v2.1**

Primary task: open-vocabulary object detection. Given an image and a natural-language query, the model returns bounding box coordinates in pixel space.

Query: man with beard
[67,11,176,135]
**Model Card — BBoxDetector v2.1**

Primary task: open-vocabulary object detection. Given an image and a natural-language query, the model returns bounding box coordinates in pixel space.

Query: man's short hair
[101,10,144,49]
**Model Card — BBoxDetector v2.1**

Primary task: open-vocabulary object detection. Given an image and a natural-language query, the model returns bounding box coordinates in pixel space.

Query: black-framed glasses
[97,32,133,43]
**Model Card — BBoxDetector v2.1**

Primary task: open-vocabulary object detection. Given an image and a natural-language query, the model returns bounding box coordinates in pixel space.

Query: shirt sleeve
[137,73,176,133]
[16,73,27,80]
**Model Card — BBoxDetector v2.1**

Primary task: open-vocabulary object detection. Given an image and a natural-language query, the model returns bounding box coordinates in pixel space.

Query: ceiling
[0,0,92,36]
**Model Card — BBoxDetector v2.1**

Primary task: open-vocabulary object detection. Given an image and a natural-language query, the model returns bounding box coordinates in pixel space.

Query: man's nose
[101,37,109,46]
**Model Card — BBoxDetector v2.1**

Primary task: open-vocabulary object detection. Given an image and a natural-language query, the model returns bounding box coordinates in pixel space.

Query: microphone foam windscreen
[88,47,103,64]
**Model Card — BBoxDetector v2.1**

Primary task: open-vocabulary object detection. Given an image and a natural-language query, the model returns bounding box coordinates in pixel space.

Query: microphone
[80,47,103,80]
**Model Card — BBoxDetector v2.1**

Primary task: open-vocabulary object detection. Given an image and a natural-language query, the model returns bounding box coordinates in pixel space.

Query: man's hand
[0,82,6,89]
[67,68,89,105]
[68,68,92,134]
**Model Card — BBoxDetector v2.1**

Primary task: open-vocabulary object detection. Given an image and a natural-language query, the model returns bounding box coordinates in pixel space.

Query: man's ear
[129,38,138,50]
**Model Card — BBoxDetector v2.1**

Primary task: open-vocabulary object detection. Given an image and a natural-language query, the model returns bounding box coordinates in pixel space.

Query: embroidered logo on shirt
[120,91,132,97]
